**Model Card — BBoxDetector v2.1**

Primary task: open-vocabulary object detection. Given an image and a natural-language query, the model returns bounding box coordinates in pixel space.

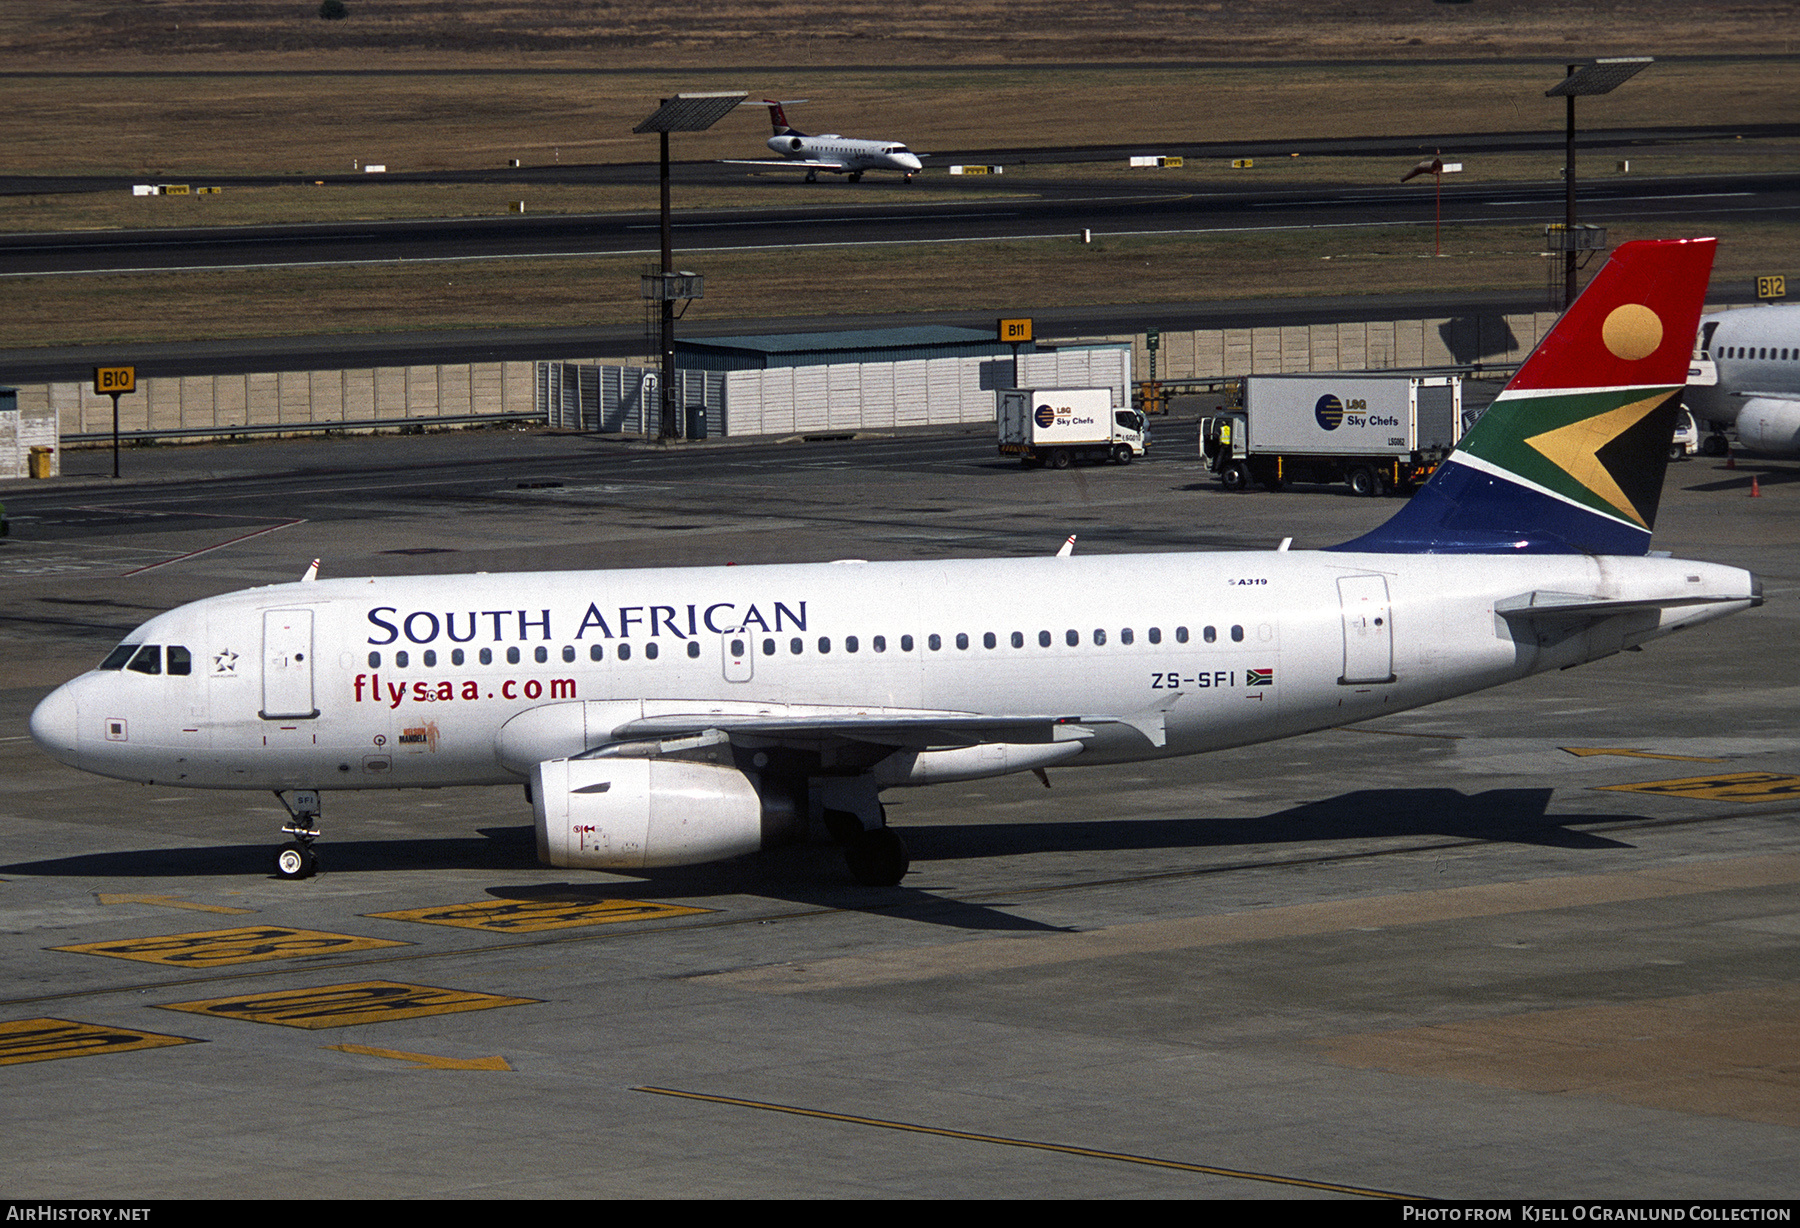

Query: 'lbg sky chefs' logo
[1034,403,1057,429]
[1314,394,1345,430]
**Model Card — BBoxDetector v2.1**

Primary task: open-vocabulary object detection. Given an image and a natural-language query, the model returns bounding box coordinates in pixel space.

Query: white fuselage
[29,550,1757,794]
[1687,304,1800,452]
[768,132,922,177]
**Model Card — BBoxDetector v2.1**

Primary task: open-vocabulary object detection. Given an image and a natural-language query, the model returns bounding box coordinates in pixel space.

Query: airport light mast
[1546,58,1651,309]
[634,92,746,440]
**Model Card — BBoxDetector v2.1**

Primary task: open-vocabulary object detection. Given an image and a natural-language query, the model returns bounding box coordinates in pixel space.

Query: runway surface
[1,428,1796,1197]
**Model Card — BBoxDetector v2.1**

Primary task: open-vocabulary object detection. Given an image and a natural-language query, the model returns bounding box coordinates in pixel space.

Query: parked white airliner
[1685,302,1800,455]
[29,239,1759,886]
[722,100,923,183]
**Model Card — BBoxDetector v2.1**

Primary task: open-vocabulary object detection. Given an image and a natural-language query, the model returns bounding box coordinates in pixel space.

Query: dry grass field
[8,217,1793,351]
[2,2,1797,346]
[1,1,1794,69]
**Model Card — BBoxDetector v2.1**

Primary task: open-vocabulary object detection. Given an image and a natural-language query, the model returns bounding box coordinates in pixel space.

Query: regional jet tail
[721,99,923,183]
[30,239,1759,889]
[1684,303,1800,456]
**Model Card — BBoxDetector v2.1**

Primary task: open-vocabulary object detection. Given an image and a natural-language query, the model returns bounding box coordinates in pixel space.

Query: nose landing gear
[273,789,321,879]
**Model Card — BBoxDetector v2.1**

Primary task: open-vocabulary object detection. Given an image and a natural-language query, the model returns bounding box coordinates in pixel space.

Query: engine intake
[533,757,765,870]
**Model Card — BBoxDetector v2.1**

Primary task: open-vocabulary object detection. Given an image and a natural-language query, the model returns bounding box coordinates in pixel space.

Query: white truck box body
[1239,375,1461,457]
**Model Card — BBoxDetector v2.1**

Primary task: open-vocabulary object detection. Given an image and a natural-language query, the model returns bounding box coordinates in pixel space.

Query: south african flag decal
[1247,668,1273,686]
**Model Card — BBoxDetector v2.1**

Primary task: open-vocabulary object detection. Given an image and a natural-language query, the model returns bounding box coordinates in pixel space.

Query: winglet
[1057,534,1076,557]
[300,559,320,582]
[1331,237,1717,556]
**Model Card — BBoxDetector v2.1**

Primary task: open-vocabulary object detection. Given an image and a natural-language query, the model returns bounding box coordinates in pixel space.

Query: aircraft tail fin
[1330,237,1717,556]
[764,99,806,136]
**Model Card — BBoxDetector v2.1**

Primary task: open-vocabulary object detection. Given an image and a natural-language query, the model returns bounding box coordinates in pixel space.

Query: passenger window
[901,635,914,652]
[645,642,659,660]
[619,643,632,661]
[366,650,381,669]
[127,645,161,675]
[1204,626,1217,643]
[1038,630,1051,647]
[955,633,969,650]
[395,650,409,669]
[100,644,138,671]
[166,646,192,676]
[686,641,700,659]
[1175,627,1189,643]
[1231,625,1244,642]
[791,637,804,655]
[730,638,746,658]
[1121,628,1134,645]
[846,636,859,653]
[928,634,942,651]
[983,632,997,649]
[423,649,437,667]
[763,638,775,656]
[562,645,576,663]
[480,648,493,665]
[1093,629,1106,646]
[1065,629,1079,647]
[535,646,548,664]
[818,637,831,654]
[453,649,465,666]
[1011,631,1024,648]
[506,647,520,665]
[1148,627,1162,644]
[873,635,886,653]
[590,645,604,662]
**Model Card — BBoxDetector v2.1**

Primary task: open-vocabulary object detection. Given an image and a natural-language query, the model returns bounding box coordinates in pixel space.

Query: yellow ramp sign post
[94,366,136,479]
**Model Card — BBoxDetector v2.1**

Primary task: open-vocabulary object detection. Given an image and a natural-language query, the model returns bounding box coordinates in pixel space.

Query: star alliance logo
[211,648,239,676]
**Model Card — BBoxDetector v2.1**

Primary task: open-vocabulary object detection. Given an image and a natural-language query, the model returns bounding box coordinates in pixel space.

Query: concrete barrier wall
[1123,312,1566,383]
[17,361,539,440]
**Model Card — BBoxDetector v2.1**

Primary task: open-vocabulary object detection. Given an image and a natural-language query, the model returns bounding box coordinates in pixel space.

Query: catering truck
[998,388,1149,468]
[1198,374,1463,494]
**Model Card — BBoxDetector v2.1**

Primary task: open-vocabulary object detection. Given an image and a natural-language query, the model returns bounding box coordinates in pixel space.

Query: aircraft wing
[610,705,1176,749]
[1730,389,1800,401]
[720,158,850,172]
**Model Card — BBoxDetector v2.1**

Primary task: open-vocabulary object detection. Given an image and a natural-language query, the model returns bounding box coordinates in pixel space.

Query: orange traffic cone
[1750,475,1761,498]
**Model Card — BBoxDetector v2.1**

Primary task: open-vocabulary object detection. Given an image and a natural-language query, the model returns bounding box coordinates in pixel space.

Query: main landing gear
[817,783,910,886]
[848,170,864,183]
[273,789,321,879]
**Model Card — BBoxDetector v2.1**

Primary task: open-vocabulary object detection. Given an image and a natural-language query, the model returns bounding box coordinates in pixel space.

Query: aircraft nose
[901,154,923,171]
[29,683,81,767]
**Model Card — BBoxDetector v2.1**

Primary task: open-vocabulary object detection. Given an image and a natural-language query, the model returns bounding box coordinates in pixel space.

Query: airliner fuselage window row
[348,624,1253,671]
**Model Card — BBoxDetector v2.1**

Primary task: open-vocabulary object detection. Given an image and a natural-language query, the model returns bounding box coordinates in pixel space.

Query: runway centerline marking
[633,1086,1421,1198]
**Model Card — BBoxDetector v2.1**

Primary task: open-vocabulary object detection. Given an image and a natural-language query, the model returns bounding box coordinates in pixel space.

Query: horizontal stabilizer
[1496,589,1758,623]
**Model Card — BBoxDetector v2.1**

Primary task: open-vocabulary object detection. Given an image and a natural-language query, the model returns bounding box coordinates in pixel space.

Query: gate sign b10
[94,366,136,395]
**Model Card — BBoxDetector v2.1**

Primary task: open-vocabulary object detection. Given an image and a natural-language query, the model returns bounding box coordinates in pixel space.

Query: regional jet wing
[721,158,850,172]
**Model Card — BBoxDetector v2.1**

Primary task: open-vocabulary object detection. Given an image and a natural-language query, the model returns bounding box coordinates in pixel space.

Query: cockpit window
[167,646,192,676]
[126,644,162,675]
[99,644,139,671]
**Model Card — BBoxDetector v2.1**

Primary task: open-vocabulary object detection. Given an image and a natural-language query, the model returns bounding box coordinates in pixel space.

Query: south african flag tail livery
[1333,237,1717,556]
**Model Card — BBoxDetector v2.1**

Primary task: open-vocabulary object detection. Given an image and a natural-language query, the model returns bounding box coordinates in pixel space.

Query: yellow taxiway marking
[160,981,538,1029]
[54,925,409,967]
[325,1043,511,1071]
[1562,747,1728,763]
[0,1017,199,1066]
[95,893,257,914]
[635,1086,1420,1199]
[369,897,712,933]
[1594,771,1800,802]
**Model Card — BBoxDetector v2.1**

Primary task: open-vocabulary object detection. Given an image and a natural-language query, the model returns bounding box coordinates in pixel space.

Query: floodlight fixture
[637,92,748,439]
[1546,58,1653,308]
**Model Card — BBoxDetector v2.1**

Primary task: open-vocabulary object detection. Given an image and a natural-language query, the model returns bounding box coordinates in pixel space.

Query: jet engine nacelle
[1734,397,1800,455]
[533,757,764,870]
